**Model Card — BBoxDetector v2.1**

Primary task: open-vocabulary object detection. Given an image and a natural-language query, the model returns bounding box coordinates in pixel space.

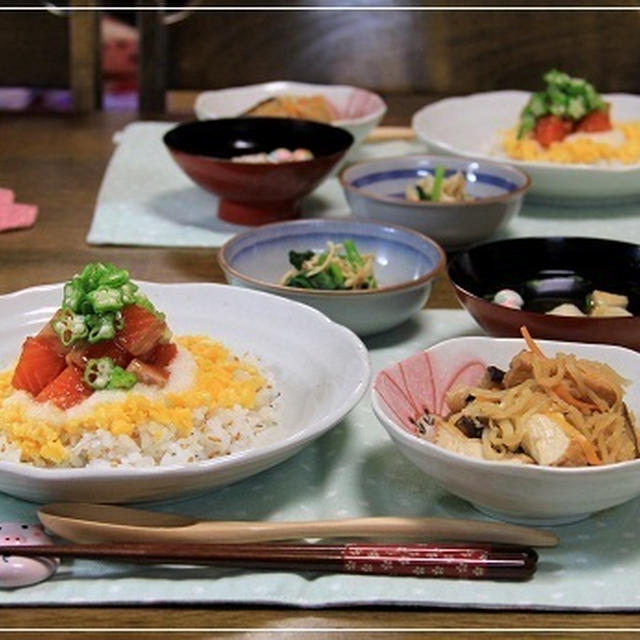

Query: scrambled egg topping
[0,335,266,466]
[502,122,640,165]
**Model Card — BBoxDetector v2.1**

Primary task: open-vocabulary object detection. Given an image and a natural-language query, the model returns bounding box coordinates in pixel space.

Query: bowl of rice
[0,275,369,503]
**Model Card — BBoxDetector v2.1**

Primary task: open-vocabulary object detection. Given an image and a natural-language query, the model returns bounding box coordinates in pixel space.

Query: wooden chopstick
[1,542,538,580]
[365,126,415,143]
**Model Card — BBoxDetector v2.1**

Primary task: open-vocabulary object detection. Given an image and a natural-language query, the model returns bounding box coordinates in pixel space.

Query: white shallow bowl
[339,155,530,250]
[372,336,640,526]
[194,80,387,156]
[0,282,370,504]
[217,219,446,337]
[412,91,640,204]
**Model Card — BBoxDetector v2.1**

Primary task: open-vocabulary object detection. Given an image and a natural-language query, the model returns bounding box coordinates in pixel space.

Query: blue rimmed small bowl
[339,155,531,250]
[217,219,446,337]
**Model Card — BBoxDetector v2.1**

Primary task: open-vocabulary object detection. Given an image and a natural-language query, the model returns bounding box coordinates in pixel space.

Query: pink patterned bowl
[371,335,640,526]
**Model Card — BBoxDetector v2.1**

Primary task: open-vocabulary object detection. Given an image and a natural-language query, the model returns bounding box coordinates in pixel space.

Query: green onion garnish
[52,262,160,347]
[83,357,137,390]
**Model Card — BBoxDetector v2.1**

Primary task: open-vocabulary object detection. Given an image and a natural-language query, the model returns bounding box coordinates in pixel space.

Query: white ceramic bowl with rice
[0,282,369,503]
[412,91,640,204]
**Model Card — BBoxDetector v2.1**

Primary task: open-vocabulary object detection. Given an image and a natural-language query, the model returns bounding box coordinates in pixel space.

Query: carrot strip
[520,326,600,411]
[553,383,600,412]
[547,412,602,466]
[520,326,547,360]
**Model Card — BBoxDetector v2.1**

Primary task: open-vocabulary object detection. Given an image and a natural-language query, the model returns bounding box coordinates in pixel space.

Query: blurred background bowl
[339,155,530,250]
[372,336,640,525]
[448,236,640,351]
[217,219,445,337]
[194,80,386,159]
[412,91,640,205]
[163,117,353,226]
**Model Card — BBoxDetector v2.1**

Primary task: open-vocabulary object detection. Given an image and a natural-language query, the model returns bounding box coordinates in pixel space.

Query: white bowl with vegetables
[339,155,530,250]
[372,334,640,525]
[413,70,640,204]
[217,219,446,337]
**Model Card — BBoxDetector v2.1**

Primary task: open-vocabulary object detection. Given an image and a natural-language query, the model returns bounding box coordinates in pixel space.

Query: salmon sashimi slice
[36,311,72,357]
[12,336,67,396]
[115,304,167,357]
[36,365,92,410]
[66,339,132,370]
[126,359,168,386]
[142,342,178,369]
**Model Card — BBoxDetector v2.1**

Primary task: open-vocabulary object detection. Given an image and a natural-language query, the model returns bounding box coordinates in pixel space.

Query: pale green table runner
[1,310,639,609]
[87,122,640,249]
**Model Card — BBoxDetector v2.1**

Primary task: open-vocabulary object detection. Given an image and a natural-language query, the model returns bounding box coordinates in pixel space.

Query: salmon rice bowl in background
[412,71,640,203]
[500,69,640,166]
[0,263,280,469]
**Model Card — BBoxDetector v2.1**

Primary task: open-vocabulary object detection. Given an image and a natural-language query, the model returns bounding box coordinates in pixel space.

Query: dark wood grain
[0,6,100,112]
[1,608,640,637]
[139,2,640,113]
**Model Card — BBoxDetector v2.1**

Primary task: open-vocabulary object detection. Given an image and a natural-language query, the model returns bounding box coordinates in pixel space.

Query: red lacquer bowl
[448,236,640,352]
[163,117,353,225]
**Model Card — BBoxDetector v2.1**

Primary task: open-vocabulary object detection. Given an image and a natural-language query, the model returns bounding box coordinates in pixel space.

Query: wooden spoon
[38,503,558,547]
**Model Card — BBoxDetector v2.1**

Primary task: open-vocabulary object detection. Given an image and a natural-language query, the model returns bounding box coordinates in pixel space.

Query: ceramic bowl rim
[217,219,447,298]
[373,335,640,476]
[194,80,388,128]
[338,154,532,207]
[163,117,355,165]
[448,235,640,324]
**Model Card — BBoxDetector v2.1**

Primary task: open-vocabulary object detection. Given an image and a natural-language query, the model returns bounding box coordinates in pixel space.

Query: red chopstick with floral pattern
[1,542,538,580]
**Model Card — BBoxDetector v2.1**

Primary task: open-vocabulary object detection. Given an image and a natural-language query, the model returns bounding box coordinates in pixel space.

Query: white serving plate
[412,91,640,204]
[0,282,370,504]
[373,336,640,525]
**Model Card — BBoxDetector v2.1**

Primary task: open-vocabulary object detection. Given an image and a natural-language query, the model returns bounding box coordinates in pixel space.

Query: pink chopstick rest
[0,202,39,232]
[0,523,59,588]
[0,188,14,206]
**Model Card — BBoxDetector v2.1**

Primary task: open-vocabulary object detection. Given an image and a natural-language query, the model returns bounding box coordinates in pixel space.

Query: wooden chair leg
[68,1,101,112]
[137,1,167,114]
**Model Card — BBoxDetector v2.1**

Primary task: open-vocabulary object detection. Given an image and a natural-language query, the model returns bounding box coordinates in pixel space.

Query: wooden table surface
[0,99,638,638]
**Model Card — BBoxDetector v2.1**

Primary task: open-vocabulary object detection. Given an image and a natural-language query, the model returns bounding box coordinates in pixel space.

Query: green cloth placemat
[2,310,640,609]
[87,122,640,249]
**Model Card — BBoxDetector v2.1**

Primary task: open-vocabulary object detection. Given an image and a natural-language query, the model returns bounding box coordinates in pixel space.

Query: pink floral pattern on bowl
[336,89,386,121]
[373,350,487,435]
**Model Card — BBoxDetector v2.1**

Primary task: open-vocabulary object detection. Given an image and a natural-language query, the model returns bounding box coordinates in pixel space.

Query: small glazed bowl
[448,236,640,351]
[163,118,353,225]
[217,219,446,337]
[372,335,640,525]
[339,155,531,250]
[194,80,387,158]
